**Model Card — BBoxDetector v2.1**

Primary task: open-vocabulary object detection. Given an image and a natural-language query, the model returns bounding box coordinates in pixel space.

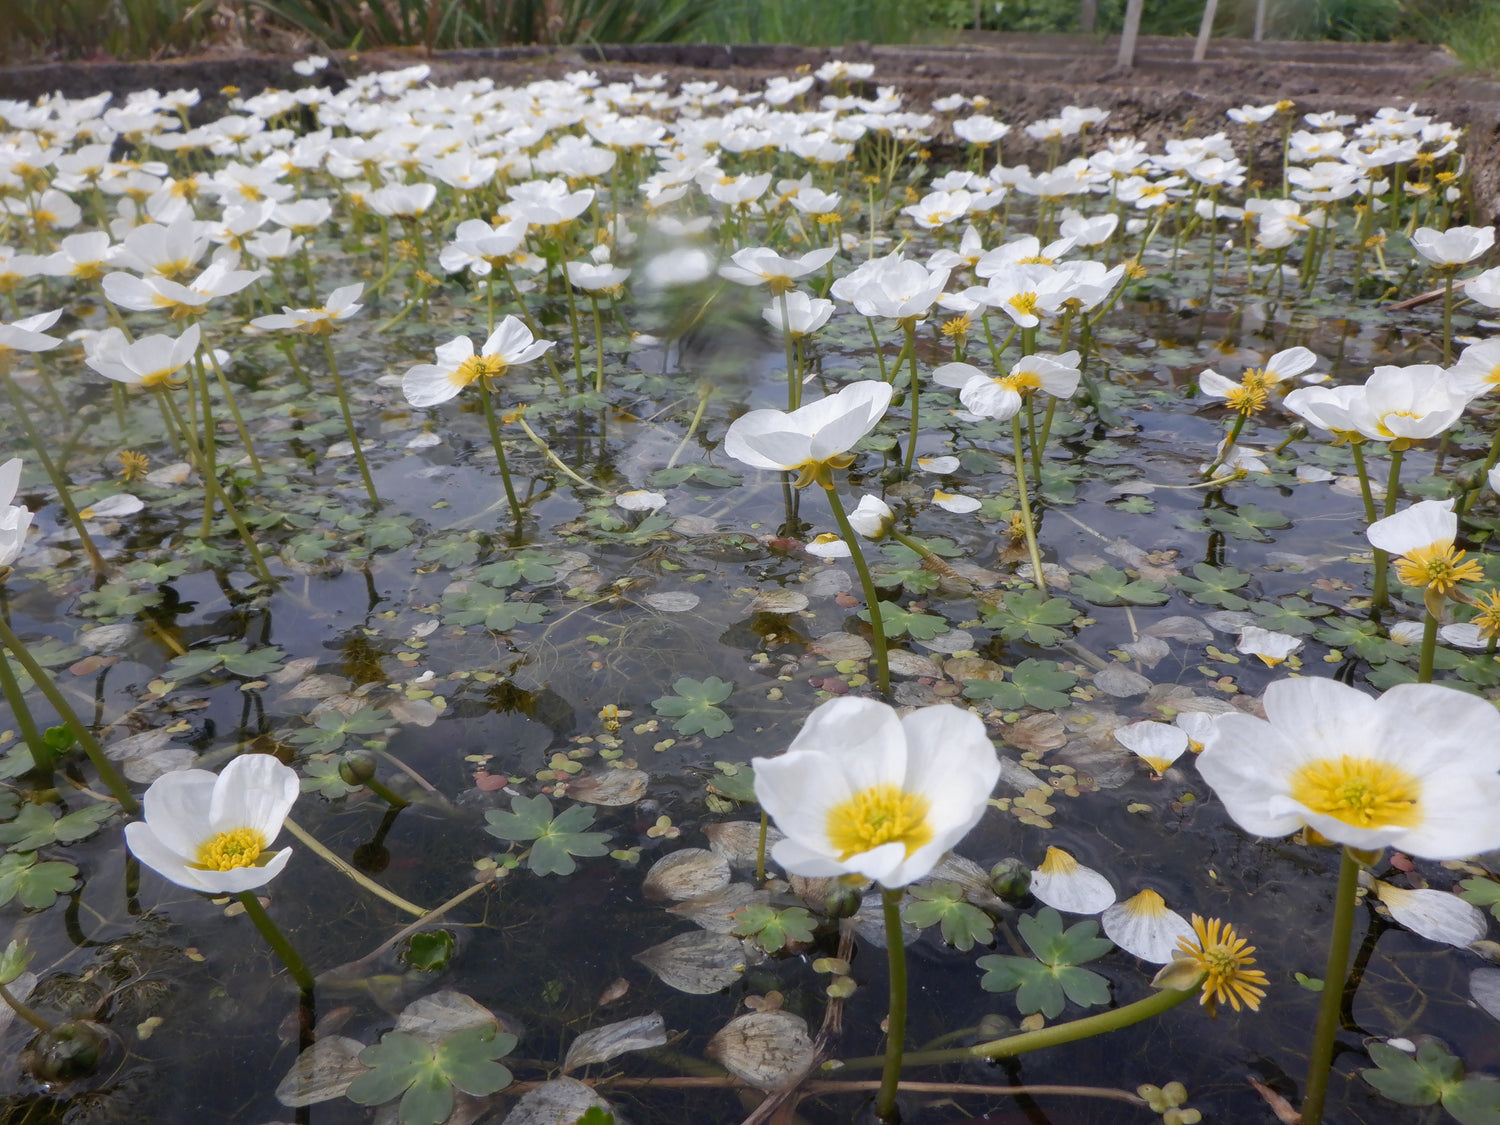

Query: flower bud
[989,857,1031,902]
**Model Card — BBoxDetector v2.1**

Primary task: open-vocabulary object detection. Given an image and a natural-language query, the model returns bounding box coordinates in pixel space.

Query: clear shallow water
[1,85,1497,1125]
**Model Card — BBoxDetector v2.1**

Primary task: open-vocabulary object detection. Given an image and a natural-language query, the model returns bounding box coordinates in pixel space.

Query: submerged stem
[874,886,908,1123]
[824,484,890,697]
[236,890,316,993]
[1301,848,1363,1125]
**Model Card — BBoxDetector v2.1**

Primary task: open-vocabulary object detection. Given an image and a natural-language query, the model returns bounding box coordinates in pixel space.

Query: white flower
[1029,846,1115,914]
[402,316,554,408]
[751,697,1000,889]
[1366,499,1481,597]
[719,246,835,293]
[124,754,299,893]
[1464,266,1500,309]
[1411,225,1495,268]
[723,380,891,486]
[762,292,834,338]
[84,324,201,388]
[0,458,33,567]
[1101,890,1195,962]
[847,495,894,540]
[1197,678,1500,858]
[1351,365,1465,442]
[249,283,363,334]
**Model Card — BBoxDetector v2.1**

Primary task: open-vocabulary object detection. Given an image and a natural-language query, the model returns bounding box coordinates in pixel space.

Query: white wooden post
[1193,0,1221,62]
[1253,0,1268,40]
[1117,0,1144,67]
[1080,0,1097,34]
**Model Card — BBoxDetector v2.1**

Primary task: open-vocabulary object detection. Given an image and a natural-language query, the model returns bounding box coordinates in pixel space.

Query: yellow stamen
[452,354,507,389]
[1175,915,1268,1015]
[1394,542,1483,595]
[195,826,267,871]
[1288,756,1421,830]
[825,783,933,862]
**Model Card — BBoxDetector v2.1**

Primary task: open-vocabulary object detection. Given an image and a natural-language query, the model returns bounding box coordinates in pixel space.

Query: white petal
[1376,883,1488,947]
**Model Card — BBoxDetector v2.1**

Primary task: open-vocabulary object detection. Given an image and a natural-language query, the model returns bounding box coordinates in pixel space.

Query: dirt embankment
[2,36,1498,220]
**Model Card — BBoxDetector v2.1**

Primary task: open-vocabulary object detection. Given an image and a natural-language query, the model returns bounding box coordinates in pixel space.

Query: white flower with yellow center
[1197,677,1500,858]
[124,753,299,893]
[1102,889,1195,962]
[1029,846,1116,914]
[723,380,892,489]
[1366,499,1482,599]
[751,697,1000,889]
[402,316,554,408]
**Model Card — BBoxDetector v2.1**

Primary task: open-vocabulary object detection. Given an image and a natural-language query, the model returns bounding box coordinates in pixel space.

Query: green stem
[478,383,523,525]
[1301,848,1363,1125]
[824,484,890,697]
[903,321,920,475]
[1203,411,1248,478]
[1010,414,1048,596]
[666,383,712,471]
[0,643,47,773]
[1442,273,1455,366]
[1349,442,1379,525]
[0,609,137,814]
[236,890,315,993]
[589,295,608,397]
[780,290,799,410]
[364,773,410,810]
[156,390,274,584]
[874,886,908,1123]
[320,335,380,506]
[0,982,53,1033]
[514,412,609,494]
[282,816,426,916]
[1417,611,1439,684]
[840,985,1199,1071]
[756,811,768,886]
[205,345,264,480]
[564,281,585,389]
[0,369,107,575]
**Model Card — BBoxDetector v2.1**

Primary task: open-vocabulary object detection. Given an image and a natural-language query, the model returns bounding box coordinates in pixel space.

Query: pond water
[1,61,1499,1125]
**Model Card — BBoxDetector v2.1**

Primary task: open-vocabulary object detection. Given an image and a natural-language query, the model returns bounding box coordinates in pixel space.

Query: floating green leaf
[1171,563,1253,610]
[976,907,1113,1018]
[858,601,950,640]
[1460,878,1500,921]
[652,676,734,738]
[0,852,78,910]
[1196,503,1292,542]
[347,1025,515,1125]
[441,585,547,632]
[0,801,114,851]
[730,905,817,953]
[963,659,1078,711]
[484,795,612,877]
[1071,566,1169,607]
[982,590,1077,646]
[1362,1040,1460,1107]
[902,882,995,951]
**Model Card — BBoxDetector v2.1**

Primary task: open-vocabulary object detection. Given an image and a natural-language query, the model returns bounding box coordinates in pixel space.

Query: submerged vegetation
[1,49,1500,1125]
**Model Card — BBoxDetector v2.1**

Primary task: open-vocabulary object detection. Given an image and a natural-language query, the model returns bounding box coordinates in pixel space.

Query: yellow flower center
[789,453,855,489]
[1394,542,1483,595]
[1176,914,1268,1014]
[767,275,795,296]
[1288,756,1421,829]
[195,826,267,871]
[1015,254,1054,265]
[1374,409,1420,438]
[1224,369,1272,414]
[825,784,933,862]
[452,354,507,389]
[1008,293,1039,319]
